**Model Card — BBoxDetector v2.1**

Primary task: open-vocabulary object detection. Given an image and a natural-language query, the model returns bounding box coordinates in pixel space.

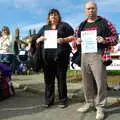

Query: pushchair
[16,49,34,75]
[0,62,15,100]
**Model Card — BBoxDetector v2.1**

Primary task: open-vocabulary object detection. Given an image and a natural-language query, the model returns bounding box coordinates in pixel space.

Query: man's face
[85,2,97,19]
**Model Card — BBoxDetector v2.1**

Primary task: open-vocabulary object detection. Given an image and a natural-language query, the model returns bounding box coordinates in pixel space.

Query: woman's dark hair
[47,8,61,25]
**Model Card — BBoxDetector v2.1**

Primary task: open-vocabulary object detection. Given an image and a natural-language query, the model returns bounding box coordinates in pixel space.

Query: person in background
[0,31,2,38]
[36,8,75,108]
[12,28,21,73]
[13,28,20,55]
[30,34,43,73]
[0,26,13,64]
[75,1,118,120]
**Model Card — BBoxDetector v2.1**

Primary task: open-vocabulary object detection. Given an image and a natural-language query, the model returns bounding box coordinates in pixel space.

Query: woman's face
[49,12,59,25]
[2,29,8,36]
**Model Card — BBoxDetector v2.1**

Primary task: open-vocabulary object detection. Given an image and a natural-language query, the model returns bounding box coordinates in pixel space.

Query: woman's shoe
[57,102,68,108]
[42,103,53,108]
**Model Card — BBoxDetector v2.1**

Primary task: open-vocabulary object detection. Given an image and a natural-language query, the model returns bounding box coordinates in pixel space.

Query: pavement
[12,73,120,105]
[12,73,85,102]
[4,73,119,120]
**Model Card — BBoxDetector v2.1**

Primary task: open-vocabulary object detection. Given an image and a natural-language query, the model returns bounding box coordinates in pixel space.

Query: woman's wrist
[62,38,65,43]
[63,36,75,43]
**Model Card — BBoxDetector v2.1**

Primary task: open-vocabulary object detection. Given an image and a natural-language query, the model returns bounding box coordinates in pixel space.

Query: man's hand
[76,38,82,45]
[97,36,105,44]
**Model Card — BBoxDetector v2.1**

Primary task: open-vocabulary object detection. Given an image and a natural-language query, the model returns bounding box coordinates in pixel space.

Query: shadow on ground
[0,89,46,120]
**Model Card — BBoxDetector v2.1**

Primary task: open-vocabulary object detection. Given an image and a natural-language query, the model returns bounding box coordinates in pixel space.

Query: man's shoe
[96,108,104,120]
[77,103,94,112]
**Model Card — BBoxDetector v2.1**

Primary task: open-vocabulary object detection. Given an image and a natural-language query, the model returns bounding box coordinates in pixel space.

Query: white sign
[110,40,120,56]
[107,60,120,70]
[70,59,120,70]
[44,30,57,49]
[81,30,97,53]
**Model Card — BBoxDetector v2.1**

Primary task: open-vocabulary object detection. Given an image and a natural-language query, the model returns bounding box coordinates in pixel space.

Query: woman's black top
[37,22,74,65]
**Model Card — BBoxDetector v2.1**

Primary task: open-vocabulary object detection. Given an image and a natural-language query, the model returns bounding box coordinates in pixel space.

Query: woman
[36,9,75,108]
[0,26,13,64]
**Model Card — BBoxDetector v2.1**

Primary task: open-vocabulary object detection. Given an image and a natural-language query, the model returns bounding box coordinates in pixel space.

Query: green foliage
[67,68,120,76]
[67,69,82,82]
[67,69,120,85]
[67,69,81,76]
[107,70,120,75]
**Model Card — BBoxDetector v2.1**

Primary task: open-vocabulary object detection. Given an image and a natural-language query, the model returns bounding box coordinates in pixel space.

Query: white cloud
[9,22,45,38]
[64,13,84,28]
[1,0,120,36]
[96,0,120,12]
[1,0,120,12]
[13,0,40,9]
[21,22,45,32]
[95,0,120,6]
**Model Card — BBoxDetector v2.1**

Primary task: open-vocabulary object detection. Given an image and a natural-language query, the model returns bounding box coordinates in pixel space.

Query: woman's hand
[57,36,76,44]
[36,36,46,44]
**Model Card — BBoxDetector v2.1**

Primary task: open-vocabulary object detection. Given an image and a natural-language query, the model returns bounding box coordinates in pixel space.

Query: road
[0,88,120,120]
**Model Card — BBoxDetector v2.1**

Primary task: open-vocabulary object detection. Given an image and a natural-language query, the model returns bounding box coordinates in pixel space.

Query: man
[76,1,118,120]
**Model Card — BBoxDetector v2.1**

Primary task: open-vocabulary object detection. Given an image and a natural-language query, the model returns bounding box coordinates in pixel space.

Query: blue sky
[0,0,120,39]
